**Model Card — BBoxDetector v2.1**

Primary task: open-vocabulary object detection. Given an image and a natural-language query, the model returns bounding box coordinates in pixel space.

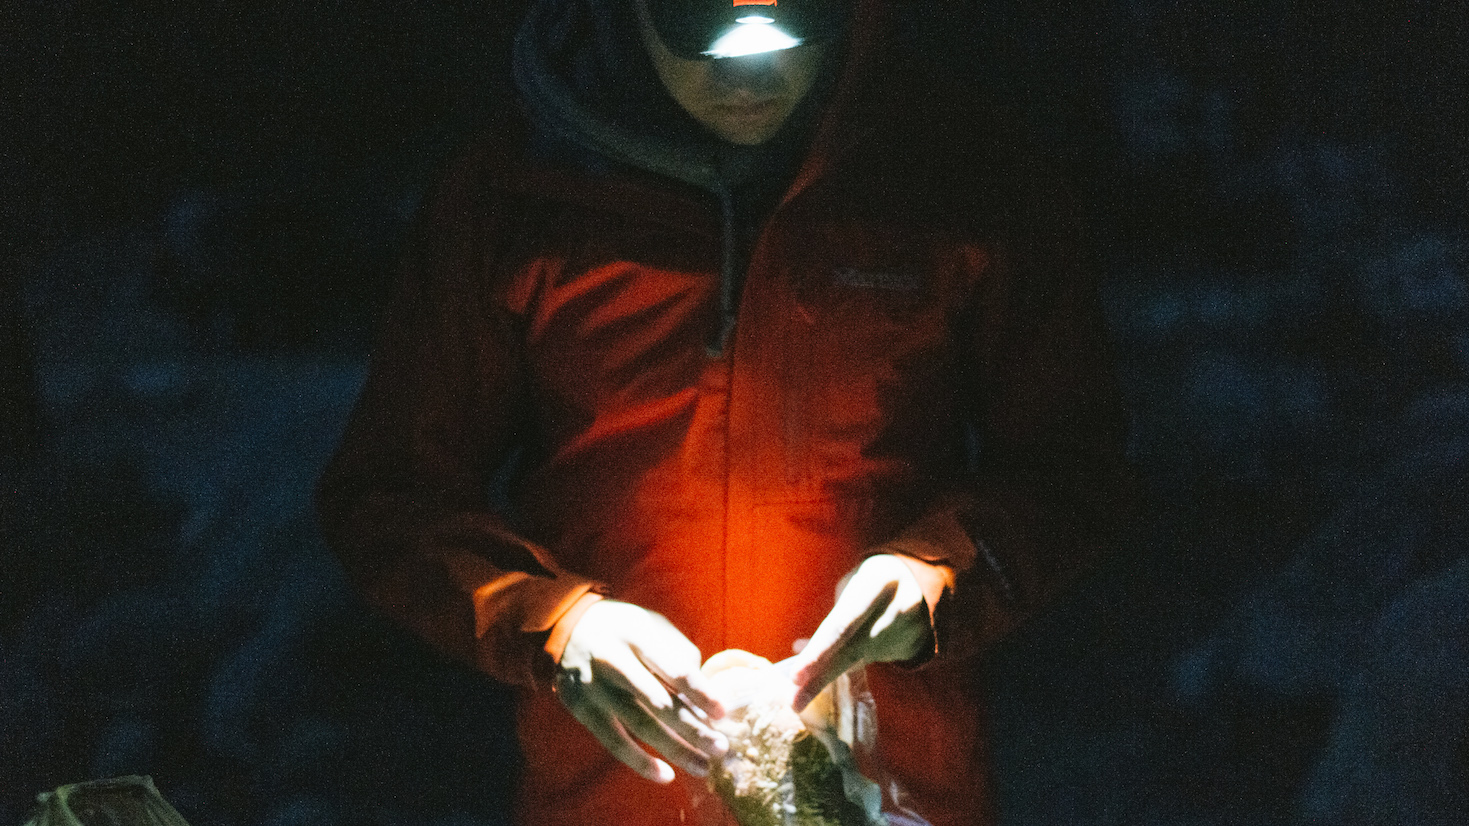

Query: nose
[709,55,784,97]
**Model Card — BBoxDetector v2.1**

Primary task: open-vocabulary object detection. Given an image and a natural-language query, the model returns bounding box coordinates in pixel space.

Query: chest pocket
[747,219,981,491]
[765,219,982,354]
[784,221,935,326]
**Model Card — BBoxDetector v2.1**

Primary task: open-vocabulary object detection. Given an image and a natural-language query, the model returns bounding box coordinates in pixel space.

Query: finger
[790,629,861,713]
[826,578,900,653]
[596,684,714,778]
[791,580,899,711]
[867,558,926,641]
[656,665,727,721]
[564,696,675,784]
[606,673,728,765]
[602,647,678,713]
[672,704,730,760]
[630,633,727,720]
[868,596,904,640]
[791,644,861,714]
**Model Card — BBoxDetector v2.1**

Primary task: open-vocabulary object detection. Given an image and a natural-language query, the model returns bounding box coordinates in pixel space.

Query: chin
[698,101,791,146]
[707,118,785,146]
[719,129,778,146]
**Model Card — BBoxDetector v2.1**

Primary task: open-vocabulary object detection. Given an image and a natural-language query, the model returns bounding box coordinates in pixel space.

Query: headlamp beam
[703,17,802,59]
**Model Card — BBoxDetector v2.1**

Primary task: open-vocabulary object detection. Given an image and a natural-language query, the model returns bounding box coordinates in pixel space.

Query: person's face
[635,3,828,146]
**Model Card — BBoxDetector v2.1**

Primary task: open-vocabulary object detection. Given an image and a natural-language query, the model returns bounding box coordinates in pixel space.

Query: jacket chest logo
[830,266,923,292]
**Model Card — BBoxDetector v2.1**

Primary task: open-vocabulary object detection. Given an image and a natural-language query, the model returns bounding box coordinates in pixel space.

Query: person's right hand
[554,599,729,784]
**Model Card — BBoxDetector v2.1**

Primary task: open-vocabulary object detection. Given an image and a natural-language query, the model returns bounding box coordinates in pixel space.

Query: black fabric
[518,0,706,168]
[514,0,719,186]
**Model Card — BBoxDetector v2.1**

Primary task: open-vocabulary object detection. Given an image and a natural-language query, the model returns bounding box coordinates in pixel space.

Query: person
[316,1,1134,825]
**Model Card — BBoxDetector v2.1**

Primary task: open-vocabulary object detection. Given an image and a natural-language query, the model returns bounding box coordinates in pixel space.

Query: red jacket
[317,7,1133,825]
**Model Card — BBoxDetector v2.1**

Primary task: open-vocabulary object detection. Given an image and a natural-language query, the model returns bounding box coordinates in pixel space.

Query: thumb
[790,579,898,711]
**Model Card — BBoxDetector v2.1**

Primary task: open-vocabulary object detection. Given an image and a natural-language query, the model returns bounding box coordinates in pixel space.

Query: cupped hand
[554,599,729,784]
[787,554,932,712]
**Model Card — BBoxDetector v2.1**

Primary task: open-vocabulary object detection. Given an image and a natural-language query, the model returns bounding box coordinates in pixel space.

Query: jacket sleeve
[879,212,1139,663]
[316,156,605,690]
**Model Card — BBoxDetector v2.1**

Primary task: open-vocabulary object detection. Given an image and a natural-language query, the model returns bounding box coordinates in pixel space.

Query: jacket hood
[512,0,720,189]
[511,0,861,352]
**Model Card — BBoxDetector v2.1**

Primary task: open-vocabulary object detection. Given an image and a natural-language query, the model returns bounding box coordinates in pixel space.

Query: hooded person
[316,1,1137,825]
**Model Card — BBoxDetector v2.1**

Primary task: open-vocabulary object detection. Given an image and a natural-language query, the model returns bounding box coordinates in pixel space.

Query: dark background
[2,1,1466,824]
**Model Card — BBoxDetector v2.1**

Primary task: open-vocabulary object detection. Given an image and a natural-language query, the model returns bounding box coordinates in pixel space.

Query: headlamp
[644,0,854,60]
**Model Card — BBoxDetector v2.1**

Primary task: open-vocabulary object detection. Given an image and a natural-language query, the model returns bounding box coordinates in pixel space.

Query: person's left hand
[787,554,933,712]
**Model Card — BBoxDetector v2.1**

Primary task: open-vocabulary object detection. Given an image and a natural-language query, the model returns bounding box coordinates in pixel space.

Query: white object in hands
[699,650,886,826]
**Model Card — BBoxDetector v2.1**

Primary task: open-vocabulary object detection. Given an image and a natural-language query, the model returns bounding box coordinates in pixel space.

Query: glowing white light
[703,16,801,58]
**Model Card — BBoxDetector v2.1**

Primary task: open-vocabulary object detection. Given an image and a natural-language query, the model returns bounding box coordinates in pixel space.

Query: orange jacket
[317,7,1132,825]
